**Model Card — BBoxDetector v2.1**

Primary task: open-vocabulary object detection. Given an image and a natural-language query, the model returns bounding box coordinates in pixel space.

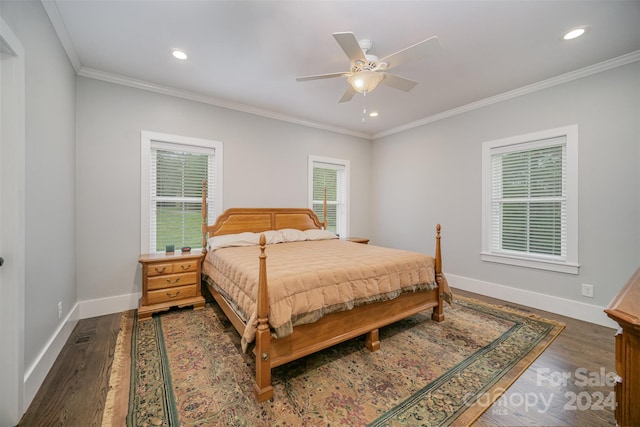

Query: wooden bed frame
[200,185,446,402]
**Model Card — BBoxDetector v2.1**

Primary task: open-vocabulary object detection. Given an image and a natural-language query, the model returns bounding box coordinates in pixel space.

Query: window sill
[481,252,580,275]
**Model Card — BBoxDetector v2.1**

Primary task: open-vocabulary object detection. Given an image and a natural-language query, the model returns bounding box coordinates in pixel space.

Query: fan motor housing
[351,59,378,73]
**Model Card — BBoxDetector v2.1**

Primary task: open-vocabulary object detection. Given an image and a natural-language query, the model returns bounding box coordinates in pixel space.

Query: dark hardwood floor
[457,289,617,427]
[18,289,617,426]
[18,313,122,427]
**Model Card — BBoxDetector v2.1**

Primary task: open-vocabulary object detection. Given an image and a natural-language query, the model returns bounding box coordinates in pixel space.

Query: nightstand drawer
[147,263,173,276]
[146,260,198,276]
[147,272,198,290]
[172,260,198,273]
[146,284,197,305]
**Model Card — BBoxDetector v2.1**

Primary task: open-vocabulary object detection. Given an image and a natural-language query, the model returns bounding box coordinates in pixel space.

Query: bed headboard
[201,180,326,249]
[205,207,324,238]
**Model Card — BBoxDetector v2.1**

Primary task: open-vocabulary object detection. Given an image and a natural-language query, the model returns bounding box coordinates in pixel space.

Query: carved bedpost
[435,224,442,276]
[322,186,327,230]
[254,234,274,402]
[432,224,445,322]
[201,180,208,255]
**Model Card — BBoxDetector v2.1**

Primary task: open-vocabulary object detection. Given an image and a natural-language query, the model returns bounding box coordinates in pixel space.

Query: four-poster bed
[199,182,450,402]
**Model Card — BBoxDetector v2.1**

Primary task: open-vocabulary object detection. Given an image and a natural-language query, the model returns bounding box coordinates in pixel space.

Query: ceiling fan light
[348,71,383,93]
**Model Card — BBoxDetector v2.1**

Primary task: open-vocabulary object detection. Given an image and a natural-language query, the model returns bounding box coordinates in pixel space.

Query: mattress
[202,238,446,347]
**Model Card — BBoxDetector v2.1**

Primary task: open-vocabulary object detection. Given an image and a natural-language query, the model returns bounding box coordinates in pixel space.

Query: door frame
[0,14,26,426]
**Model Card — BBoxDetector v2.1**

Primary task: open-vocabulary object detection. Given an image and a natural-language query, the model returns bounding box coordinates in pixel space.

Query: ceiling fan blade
[381,73,418,92]
[296,72,348,82]
[333,32,367,63]
[380,36,441,70]
[339,86,357,103]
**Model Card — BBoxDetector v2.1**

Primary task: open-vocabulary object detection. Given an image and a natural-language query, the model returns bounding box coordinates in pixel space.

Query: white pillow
[208,232,259,251]
[304,229,339,241]
[262,230,285,245]
[208,230,287,250]
[280,228,308,243]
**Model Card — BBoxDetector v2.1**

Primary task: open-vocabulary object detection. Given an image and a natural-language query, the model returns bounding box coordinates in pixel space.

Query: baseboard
[448,273,618,329]
[22,292,139,410]
[78,292,140,319]
[23,301,80,409]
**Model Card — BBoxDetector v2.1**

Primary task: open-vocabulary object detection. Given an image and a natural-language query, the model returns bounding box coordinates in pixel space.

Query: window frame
[140,131,223,254]
[481,125,579,274]
[308,155,350,238]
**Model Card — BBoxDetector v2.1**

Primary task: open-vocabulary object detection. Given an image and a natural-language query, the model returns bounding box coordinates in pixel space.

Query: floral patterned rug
[104,295,563,427]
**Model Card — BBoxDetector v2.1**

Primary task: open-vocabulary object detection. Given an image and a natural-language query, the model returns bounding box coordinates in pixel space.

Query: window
[141,131,223,253]
[481,125,578,274]
[308,156,349,237]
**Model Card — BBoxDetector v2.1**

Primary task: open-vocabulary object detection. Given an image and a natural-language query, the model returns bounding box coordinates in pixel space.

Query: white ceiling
[45,0,640,139]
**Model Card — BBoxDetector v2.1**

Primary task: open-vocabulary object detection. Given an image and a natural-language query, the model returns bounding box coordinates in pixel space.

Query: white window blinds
[482,125,578,274]
[490,137,567,260]
[309,157,349,238]
[141,131,222,254]
[150,143,216,252]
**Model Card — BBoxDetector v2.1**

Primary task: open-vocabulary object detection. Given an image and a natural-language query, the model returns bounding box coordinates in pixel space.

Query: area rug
[102,295,563,427]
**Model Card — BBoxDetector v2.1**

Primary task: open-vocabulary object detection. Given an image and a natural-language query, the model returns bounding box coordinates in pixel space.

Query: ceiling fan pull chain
[362,92,367,123]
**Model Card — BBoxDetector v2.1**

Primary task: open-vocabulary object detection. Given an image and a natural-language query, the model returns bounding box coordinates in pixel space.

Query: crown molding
[75,50,640,142]
[77,67,372,140]
[43,0,637,142]
[41,0,82,73]
[42,0,370,139]
[374,50,640,139]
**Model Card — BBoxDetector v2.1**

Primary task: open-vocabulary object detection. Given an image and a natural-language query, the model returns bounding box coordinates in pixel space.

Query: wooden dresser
[138,250,206,320]
[605,267,640,427]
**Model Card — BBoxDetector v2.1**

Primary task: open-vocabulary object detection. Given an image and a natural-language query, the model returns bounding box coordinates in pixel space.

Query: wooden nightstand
[138,250,206,320]
[345,237,369,244]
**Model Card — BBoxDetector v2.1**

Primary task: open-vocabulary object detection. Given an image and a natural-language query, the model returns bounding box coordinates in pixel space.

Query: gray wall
[371,62,640,309]
[3,0,639,407]
[75,77,371,301]
[0,2,77,370]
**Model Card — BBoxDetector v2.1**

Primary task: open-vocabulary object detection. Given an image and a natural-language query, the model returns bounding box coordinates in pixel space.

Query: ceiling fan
[296,32,441,103]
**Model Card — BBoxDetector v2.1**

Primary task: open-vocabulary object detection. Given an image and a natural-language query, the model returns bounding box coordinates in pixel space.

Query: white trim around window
[308,155,350,238]
[481,125,579,274]
[140,131,223,253]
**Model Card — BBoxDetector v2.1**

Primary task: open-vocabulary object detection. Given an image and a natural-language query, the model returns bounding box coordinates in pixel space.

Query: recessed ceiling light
[563,27,588,40]
[172,49,188,60]
[369,111,379,117]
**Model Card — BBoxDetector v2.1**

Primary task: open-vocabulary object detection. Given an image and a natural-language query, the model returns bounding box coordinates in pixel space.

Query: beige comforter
[202,239,450,347]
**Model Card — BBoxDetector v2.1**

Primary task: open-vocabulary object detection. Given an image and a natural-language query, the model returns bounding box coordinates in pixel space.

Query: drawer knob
[154,266,167,273]
[166,277,181,284]
[180,264,192,270]
[166,291,181,298]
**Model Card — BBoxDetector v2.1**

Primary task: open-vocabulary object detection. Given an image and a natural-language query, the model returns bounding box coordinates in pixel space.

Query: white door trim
[0,14,26,426]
